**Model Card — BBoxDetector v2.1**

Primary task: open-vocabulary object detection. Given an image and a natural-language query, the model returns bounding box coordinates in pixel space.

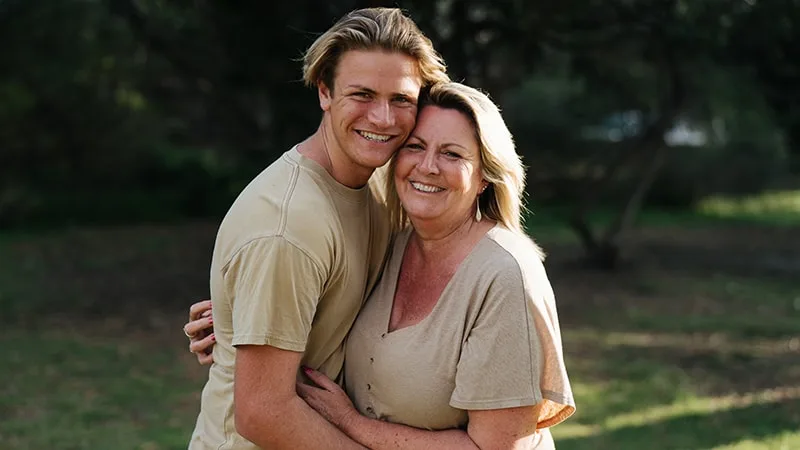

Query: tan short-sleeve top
[190,147,392,450]
[344,225,575,437]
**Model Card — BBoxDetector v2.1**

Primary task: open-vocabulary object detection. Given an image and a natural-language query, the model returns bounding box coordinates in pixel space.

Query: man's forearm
[239,395,367,450]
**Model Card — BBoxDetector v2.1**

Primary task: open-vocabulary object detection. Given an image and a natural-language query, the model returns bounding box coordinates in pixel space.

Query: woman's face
[394,105,485,227]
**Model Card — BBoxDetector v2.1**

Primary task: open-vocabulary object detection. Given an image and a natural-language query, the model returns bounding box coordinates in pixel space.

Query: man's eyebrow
[345,85,417,99]
[345,84,376,93]
[394,92,417,101]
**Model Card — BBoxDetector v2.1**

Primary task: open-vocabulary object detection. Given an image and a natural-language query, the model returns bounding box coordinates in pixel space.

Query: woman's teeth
[411,182,443,193]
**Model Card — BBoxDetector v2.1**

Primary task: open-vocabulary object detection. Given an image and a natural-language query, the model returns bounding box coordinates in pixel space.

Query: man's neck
[298,125,374,189]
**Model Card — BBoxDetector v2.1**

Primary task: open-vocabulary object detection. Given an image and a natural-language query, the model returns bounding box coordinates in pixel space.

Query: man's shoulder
[214,151,342,267]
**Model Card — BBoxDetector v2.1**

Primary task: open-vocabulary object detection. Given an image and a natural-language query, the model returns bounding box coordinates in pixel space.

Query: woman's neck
[408,216,494,265]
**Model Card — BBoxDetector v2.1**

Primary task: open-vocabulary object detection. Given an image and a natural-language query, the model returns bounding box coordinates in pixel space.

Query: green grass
[525,189,800,241]
[552,331,800,450]
[2,207,800,449]
[698,190,800,226]
[1,327,204,450]
[548,268,800,449]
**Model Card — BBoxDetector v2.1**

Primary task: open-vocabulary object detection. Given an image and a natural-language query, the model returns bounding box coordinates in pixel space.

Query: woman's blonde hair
[386,83,533,240]
[303,8,449,91]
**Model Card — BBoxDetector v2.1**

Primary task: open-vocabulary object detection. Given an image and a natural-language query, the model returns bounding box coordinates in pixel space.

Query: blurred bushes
[1,0,798,231]
[503,57,788,209]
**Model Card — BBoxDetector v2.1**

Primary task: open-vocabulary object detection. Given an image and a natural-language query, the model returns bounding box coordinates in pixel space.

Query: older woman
[185,82,575,448]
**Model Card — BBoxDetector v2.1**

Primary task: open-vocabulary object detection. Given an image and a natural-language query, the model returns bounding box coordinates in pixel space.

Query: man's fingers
[190,333,216,354]
[189,300,212,321]
[184,316,213,338]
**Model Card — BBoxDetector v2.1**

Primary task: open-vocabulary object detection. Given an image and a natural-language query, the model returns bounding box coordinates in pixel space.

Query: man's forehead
[333,50,423,93]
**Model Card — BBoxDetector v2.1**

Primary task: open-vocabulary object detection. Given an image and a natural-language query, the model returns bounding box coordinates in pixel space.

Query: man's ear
[318,81,332,112]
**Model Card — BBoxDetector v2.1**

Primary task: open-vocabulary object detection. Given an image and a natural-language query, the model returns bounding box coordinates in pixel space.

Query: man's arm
[235,344,366,450]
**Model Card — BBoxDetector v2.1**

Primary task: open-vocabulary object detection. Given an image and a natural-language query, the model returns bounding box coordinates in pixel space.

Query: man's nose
[368,101,394,128]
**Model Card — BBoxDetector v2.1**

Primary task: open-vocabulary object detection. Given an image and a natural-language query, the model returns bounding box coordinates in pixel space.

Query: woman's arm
[299,367,542,450]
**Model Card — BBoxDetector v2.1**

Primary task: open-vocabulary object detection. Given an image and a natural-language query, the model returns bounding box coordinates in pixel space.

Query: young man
[188,8,449,450]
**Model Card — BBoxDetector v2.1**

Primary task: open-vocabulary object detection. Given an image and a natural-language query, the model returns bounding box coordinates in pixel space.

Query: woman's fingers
[190,332,216,355]
[189,299,213,321]
[296,382,314,399]
[184,315,214,338]
[302,366,338,391]
[196,350,214,365]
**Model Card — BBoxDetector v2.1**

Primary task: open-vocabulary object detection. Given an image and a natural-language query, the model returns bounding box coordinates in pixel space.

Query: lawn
[2,200,799,449]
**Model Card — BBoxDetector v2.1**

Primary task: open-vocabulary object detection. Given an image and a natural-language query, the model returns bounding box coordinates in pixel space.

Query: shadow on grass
[564,327,800,426]
[558,397,800,450]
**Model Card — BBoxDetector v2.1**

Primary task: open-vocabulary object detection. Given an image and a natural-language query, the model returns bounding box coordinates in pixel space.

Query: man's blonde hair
[303,8,449,91]
[386,83,541,255]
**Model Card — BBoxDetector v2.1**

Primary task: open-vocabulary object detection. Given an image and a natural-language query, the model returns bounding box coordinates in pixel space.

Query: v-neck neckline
[382,225,497,336]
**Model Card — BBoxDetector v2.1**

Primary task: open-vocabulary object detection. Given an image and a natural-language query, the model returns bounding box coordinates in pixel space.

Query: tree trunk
[570,46,685,269]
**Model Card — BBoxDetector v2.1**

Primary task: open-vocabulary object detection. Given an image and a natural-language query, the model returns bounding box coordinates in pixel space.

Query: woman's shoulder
[483,225,545,268]
[476,225,552,293]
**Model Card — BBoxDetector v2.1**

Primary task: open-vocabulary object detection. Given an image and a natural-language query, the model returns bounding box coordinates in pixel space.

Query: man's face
[319,50,423,172]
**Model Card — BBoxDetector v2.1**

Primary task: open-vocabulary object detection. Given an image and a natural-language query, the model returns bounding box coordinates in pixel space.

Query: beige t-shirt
[190,147,392,450]
[345,225,575,444]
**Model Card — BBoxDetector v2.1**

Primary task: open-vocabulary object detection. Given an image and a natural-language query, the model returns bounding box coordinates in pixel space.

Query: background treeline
[2,0,798,266]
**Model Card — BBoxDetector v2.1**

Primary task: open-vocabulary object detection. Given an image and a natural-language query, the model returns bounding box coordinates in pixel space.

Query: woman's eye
[444,151,461,159]
[404,143,423,150]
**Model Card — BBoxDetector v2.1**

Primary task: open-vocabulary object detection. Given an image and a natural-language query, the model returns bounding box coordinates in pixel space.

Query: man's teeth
[411,182,444,193]
[359,131,391,142]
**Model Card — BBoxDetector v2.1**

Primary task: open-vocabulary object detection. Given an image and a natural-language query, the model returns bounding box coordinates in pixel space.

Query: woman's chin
[404,210,440,224]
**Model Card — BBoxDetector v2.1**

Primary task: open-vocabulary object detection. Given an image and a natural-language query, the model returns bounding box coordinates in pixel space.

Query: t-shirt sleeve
[223,236,326,351]
[450,260,575,428]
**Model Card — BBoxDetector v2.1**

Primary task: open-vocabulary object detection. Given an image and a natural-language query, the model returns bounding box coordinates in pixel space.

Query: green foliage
[1,0,798,228]
[650,67,788,206]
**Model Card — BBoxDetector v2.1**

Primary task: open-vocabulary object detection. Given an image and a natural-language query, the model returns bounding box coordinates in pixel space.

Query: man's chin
[357,149,397,169]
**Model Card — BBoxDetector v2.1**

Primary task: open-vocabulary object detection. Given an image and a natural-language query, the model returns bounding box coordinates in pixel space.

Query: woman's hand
[183,299,216,365]
[297,367,361,432]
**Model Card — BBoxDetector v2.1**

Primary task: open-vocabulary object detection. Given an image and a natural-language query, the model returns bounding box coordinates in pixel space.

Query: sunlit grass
[524,189,800,239]
[552,384,800,449]
[552,326,800,449]
[3,219,799,449]
[697,189,800,225]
